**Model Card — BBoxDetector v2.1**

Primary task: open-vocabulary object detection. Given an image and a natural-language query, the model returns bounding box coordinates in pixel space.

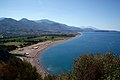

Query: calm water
[39,32,120,75]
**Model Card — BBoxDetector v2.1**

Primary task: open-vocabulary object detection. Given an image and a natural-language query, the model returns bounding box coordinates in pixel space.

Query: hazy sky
[0,0,120,30]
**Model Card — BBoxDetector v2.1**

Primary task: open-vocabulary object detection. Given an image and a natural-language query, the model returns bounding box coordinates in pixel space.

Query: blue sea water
[39,32,120,75]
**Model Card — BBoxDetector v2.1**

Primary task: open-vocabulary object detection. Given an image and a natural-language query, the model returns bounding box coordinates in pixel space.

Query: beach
[10,37,74,78]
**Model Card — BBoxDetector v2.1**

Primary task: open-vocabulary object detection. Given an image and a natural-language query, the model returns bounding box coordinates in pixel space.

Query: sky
[0,0,120,30]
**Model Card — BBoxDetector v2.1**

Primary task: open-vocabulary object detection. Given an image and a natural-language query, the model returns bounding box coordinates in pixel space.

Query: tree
[0,56,42,80]
[72,53,120,80]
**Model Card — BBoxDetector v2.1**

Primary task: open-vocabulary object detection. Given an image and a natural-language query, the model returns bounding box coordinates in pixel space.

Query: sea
[39,32,120,75]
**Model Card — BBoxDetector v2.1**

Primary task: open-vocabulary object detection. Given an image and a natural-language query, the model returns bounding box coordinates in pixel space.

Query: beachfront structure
[24,53,29,55]
[32,46,39,49]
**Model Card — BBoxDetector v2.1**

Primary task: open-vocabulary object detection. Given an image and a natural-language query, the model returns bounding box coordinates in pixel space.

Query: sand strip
[10,35,80,78]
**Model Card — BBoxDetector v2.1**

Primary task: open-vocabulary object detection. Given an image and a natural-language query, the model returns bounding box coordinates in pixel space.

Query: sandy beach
[10,38,74,78]
[10,34,81,79]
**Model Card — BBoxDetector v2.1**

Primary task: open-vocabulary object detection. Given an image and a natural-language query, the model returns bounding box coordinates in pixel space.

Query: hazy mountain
[34,19,83,32]
[80,26,98,30]
[19,18,81,32]
[81,28,95,32]
[19,18,43,30]
[35,19,55,24]
[0,18,27,32]
[0,17,5,21]
[0,18,103,34]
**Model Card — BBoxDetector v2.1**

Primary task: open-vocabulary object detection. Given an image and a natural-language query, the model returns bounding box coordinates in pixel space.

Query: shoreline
[10,35,80,78]
[34,35,80,77]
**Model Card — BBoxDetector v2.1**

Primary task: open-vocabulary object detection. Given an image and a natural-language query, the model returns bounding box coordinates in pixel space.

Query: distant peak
[0,18,18,22]
[0,17,6,21]
[80,26,98,30]
[19,18,29,21]
[35,19,56,24]
[40,19,53,21]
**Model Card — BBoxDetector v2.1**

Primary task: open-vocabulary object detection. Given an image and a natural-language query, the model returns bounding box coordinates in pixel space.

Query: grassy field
[0,42,24,47]
[0,34,76,48]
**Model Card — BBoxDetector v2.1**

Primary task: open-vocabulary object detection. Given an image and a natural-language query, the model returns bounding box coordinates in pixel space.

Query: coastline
[35,35,80,77]
[10,35,80,78]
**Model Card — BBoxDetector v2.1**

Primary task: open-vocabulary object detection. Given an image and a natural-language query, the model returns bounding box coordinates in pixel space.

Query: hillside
[0,18,118,37]
[0,18,83,33]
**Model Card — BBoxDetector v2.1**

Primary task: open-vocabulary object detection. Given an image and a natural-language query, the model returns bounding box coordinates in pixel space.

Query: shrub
[0,56,42,80]
[72,53,120,80]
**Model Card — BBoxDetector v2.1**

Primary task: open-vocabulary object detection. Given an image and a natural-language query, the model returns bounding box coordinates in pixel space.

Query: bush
[72,53,120,80]
[0,51,119,80]
[0,56,42,80]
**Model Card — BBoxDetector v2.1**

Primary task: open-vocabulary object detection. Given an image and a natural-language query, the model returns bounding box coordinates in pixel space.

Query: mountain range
[0,18,118,35]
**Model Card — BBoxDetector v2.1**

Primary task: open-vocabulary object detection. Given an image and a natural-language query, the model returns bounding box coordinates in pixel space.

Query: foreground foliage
[47,53,120,80]
[0,56,42,80]
[0,47,120,80]
[45,53,120,80]
[72,53,120,80]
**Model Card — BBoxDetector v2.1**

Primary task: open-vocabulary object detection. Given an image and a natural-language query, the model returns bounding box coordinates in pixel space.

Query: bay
[39,32,120,75]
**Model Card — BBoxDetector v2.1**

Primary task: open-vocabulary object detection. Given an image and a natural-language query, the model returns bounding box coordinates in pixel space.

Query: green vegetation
[0,56,42,80]
[0,42,23,46]
[0,34,76,80]
[1,50,119,80]
[54,53,120,80]
[0,45,17,52]
[0,34,76,48]
[72,53,120,80]
[0,34,119,80]
[0,45,41,80]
